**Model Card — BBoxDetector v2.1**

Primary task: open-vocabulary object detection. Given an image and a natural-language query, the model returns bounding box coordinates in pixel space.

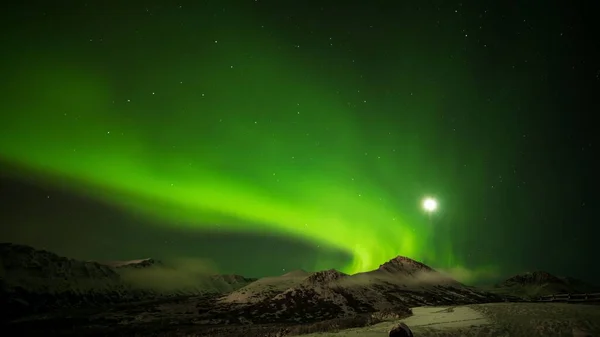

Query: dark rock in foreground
[389,322,414,337]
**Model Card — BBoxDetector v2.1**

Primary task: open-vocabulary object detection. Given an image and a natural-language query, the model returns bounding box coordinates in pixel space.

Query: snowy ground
[302,303,599,337]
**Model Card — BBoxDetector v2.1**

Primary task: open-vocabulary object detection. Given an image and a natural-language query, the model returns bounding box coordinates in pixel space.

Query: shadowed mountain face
[0,243,255,322]
[0,243,122,286]
[487,271,600,299]
[502,271,565,286]
[0,243,142,321]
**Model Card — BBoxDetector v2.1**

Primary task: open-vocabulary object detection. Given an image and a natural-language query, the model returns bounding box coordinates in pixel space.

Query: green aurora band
[0,13,489,277]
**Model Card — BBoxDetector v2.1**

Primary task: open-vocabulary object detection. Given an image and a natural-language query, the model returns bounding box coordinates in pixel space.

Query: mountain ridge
[4,241,597,328]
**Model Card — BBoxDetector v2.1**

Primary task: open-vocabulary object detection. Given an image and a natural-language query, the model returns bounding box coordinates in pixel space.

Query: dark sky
[0,0,597,284]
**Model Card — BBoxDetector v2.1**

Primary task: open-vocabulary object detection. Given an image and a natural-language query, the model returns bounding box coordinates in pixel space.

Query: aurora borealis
[1,1,598,283]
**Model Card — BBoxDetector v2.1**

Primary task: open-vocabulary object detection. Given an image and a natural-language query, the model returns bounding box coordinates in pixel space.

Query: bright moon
[423,198,438,212]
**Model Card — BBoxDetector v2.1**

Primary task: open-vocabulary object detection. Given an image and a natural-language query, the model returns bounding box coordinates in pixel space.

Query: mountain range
[1,242,598,335]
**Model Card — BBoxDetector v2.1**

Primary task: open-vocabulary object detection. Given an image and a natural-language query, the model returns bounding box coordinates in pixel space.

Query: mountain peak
[378,256,433,274]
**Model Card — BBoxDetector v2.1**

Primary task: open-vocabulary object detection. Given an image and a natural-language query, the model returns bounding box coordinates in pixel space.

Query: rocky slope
[221,269,314,304]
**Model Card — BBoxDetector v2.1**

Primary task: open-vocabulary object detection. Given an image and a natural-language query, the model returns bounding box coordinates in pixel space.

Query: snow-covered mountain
[218,255,502,324]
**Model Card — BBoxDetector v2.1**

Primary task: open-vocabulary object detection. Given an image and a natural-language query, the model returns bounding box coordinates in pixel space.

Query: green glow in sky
[0,11,462,275]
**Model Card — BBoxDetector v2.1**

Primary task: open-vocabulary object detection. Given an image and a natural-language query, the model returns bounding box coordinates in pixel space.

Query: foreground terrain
[303,303,599,337]
[7,302,599,336]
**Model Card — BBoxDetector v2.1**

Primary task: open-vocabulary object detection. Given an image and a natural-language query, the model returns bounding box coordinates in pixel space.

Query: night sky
[0,1,597,284]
